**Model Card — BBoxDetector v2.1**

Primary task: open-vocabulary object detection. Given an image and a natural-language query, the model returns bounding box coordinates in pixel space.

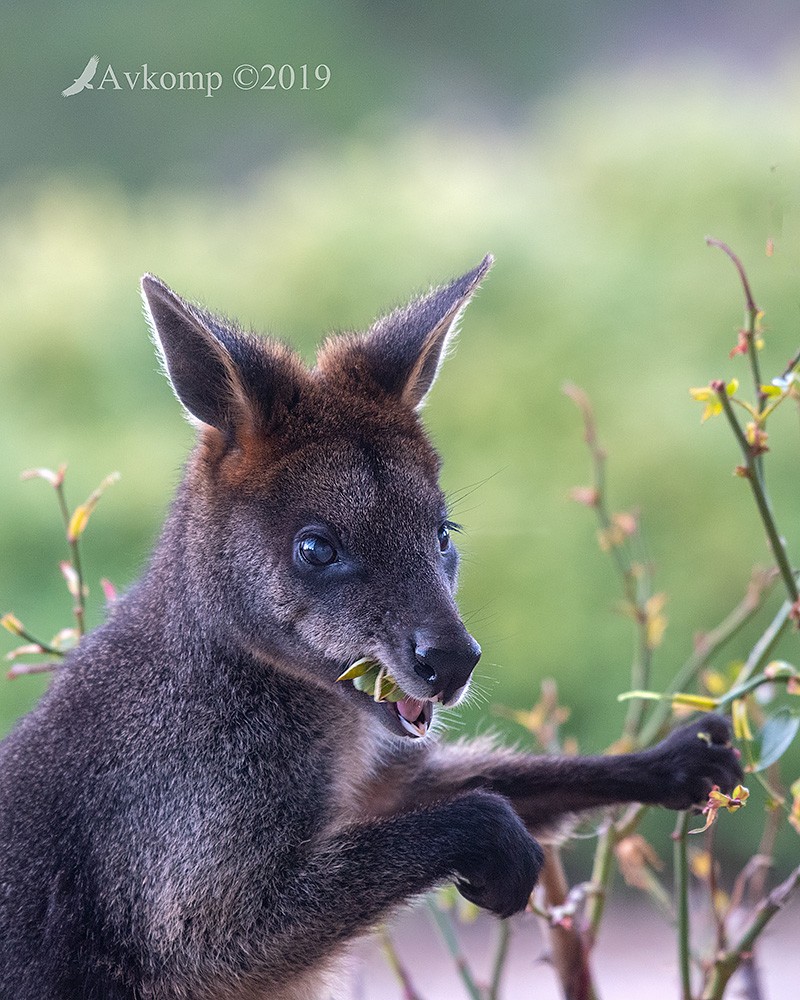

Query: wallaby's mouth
[391,697,434,738]
[336,658,434,739]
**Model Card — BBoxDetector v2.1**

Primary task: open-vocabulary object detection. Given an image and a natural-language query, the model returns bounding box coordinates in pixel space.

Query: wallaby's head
[141,257,492,740]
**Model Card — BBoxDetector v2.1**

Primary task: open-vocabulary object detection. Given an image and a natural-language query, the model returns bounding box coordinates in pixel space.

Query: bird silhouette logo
[62,55,100,97]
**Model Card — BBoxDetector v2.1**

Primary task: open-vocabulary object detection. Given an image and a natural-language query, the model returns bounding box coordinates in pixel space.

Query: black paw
[646,714,743,810]
[451,791,544,918]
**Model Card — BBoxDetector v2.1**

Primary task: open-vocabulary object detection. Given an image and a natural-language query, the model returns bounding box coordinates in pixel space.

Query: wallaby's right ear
[141,274,249,432]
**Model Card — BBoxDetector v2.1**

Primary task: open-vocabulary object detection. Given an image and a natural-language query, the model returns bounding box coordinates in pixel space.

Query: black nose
[413,635,481,703]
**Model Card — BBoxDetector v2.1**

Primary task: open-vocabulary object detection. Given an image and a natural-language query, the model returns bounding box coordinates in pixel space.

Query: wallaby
[0,256,741,1000]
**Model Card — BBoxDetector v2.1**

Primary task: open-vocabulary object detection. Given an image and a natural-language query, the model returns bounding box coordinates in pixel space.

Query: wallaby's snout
[413,630,481,705]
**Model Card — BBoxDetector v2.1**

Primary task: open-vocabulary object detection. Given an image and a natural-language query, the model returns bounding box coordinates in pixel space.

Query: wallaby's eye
[438,519,461,554]
[298,535,337,567]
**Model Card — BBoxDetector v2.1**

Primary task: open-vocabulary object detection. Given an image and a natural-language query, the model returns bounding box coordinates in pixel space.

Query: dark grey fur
[0,258,742,999]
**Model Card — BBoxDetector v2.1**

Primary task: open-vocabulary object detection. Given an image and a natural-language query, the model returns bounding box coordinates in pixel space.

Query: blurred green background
[2,1,800,872]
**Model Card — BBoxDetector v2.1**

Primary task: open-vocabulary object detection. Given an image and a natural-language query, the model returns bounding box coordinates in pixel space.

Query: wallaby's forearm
[260,791,542,971]
[412,745,655,831]
[412,717,739,834]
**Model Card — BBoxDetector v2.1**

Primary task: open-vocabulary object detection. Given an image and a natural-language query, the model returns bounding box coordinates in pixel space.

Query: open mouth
[391,697,434,738]
[336,657,434,739]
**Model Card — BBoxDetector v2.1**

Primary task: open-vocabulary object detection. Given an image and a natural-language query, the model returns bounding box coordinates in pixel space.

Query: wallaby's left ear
[321,255,493,409]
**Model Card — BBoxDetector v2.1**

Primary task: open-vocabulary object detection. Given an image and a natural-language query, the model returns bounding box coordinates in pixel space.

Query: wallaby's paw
[648,714,743,811]
[451,791,544,919]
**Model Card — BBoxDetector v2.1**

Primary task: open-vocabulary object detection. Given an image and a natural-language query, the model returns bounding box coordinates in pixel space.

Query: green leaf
[344,661,406,702]
[336,657,378,682]
[352,666,381,692]
[375,672,403,703]
[753,708,800,772]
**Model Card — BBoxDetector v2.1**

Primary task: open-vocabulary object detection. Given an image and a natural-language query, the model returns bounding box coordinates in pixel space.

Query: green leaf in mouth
[336,658,406,703]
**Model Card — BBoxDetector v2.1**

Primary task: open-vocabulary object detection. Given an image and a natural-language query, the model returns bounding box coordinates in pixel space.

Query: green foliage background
[1,2,799,869]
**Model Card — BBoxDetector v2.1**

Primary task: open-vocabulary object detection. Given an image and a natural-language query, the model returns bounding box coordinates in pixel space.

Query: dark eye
[298,535,337,567]
[437,523,451,553]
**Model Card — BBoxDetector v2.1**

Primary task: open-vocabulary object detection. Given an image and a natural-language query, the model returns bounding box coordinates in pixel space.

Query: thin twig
[728,856,772,916]
[381,928,426,1000]
[487,920,511,1000]
[715,385,798,604]
[563,382,653,740]
[637,569,774,747]
[702,865,800,1000]
[1,616,65,659]
[673,812,693,1000]
[585,821,615,945]
[779,346,800,381]
[705,238,765,433]
[705,823,726,954]
[705,238,759,316]
[537,846,599,1000]
[55,479,87,637]
[731,597,793,689]
[425,898,483,1000]
[747,772,782,905]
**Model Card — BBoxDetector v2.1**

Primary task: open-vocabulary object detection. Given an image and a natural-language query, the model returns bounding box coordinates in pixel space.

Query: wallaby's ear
[141,274,247,431]
[142,275,307,448]
[318,255,493,410]
[365,254,492,409]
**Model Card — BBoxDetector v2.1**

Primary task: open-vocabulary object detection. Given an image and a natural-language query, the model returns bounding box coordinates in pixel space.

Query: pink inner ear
[399,301,466,410]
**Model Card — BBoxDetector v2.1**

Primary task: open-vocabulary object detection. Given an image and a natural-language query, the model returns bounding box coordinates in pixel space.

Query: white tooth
[398,715,419,737]
[398,715,428,738]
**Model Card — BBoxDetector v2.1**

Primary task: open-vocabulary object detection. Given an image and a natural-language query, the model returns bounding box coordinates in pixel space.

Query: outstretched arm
[411,715,742,836]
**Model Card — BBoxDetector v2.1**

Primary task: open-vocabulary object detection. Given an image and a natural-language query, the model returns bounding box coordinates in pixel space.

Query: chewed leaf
[352,667,381,693]
[376,675,404,703]
[336,657,378,682]
[726,785,750,811]
[345,660,406,703]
